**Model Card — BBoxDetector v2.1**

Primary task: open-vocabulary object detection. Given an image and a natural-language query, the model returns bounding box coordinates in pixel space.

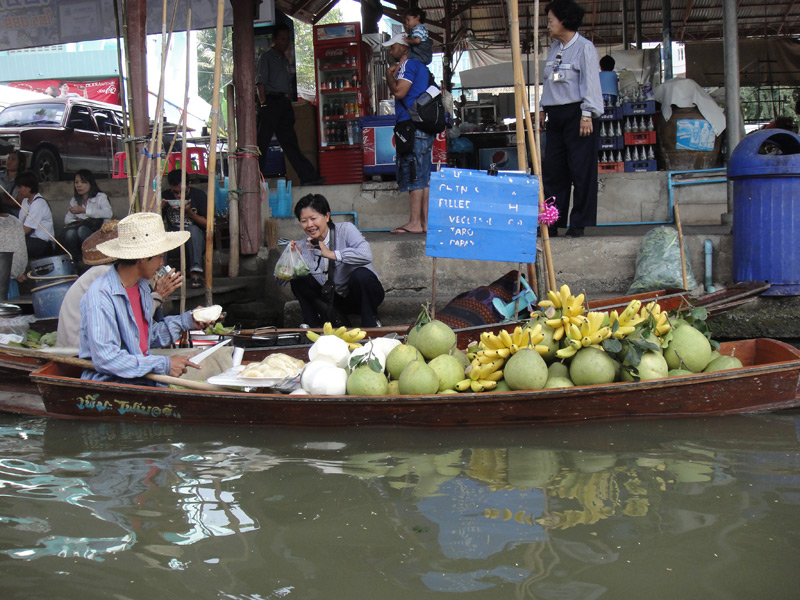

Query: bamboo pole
[674,197,689,290]
[204,0,226,306]
[226,83,240,278]
[509,1,527,172]
[178,4,192,314]
[0,347,227,392]
[112,0,134,201]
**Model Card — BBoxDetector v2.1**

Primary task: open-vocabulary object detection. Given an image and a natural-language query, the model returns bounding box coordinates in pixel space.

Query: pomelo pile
[293,287,743,396]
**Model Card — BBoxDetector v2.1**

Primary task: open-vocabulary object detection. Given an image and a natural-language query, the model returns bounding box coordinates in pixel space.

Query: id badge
[552,70,566,82]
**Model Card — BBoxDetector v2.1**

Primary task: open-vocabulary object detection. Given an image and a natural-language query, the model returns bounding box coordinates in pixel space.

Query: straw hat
[96,212,189,260]
[81,219,119,265]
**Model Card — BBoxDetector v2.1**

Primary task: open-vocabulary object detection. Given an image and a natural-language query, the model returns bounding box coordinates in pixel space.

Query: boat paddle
[1,345,228,392]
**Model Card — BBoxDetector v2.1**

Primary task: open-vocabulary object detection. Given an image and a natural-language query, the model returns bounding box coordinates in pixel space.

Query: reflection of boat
[14,338,800,425]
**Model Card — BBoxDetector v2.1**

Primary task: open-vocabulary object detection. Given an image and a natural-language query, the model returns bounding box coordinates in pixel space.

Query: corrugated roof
[276,0,800,49]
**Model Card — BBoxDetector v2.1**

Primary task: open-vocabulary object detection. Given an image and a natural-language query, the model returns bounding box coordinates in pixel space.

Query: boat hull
[28,339,800,427]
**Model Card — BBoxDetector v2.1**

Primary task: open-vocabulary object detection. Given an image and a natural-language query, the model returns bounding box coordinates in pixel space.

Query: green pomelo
[531,317,559,362]
[385,344,424,380]
[668,368,693,377]
[569,347,617,386]
[544,376,575,389]
[406,322,423,348]
[664,325,712,372]
[620,351,669,382]
[398,360,440,395]
[449,347,471,370]
[708,350,721,363]
[387,380,400,395]
[428,354,467,392]
[703,355,743,372]
[438,389,459,395]
[493,379,511,392]
[346,365,389,396]
[504,348,548,390]
[547,362,569,379]
[415,320,457,360]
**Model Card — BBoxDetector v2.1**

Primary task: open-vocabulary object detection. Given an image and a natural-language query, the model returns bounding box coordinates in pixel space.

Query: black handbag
[393,120,416,155]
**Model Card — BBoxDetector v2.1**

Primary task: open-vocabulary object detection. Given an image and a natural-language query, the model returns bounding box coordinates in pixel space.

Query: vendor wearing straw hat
[78,212,212,384]
[57,220,183,348]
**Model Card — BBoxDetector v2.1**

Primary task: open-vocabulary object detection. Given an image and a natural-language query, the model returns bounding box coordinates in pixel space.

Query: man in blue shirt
[383,33,435,235]
[79,212,211,384]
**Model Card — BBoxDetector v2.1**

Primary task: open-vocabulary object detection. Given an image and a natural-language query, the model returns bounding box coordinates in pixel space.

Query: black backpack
[401,72,447,135]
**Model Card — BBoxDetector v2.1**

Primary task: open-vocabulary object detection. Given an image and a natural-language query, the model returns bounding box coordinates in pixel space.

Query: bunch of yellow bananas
[455,356,505,392]
[306,322,367,350]
[608,299,647,339]
[479,324,548,358]
[539,284,586,341]
[556,311,612,359]
[639,301,671,338]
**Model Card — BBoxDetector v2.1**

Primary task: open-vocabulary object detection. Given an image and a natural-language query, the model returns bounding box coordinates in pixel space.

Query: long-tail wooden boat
[0,281,771,384]
[11,338,800,426]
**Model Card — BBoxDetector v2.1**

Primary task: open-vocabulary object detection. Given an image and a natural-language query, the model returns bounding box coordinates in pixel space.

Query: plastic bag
[274,244,311,281]
[627,226,698,294]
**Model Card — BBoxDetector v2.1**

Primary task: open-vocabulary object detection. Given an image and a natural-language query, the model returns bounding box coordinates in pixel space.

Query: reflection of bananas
[556,311,611,359]
[309,322,367,350]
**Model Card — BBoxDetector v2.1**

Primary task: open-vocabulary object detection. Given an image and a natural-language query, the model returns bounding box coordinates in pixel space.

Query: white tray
[206,365,302,391]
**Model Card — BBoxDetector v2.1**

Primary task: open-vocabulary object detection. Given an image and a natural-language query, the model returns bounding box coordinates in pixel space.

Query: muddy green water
[1,411,799,599]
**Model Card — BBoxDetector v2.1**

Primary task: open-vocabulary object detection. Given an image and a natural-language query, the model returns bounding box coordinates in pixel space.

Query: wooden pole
[204,0,226,305]
[226,83,240,277]
[674,197,689,290]
[112,0,134,201]
[179,5,192,314]
[509,0,528,171]
[126,0,149,212]
[1,347,227,392]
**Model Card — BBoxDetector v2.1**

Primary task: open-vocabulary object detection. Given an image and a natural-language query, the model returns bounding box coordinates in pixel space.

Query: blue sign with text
[426,168,539,263]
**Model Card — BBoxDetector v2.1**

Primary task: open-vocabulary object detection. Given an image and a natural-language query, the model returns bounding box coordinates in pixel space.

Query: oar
[1,346,228,392]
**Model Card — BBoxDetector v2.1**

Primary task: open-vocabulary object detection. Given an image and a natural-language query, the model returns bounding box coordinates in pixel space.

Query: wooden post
[509,1,528,171]
[204,0,225,305]
[125,0,150,211]
[226,84,240,277]
[231,0,262,255]
[179,5,192,314]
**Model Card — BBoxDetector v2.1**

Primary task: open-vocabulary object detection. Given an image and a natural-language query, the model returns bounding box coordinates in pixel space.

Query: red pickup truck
[0,97,124,182]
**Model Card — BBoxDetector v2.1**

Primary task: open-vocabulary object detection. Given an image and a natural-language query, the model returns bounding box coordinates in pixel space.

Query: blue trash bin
[729,129,800,295]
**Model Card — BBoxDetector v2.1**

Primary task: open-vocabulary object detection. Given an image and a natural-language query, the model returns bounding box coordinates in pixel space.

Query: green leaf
[622,364,640,382]
[690,307,709,322]
[624,343,642,366]
[368,357,382,373]
[603,337,622,354]
[610,320,619,334]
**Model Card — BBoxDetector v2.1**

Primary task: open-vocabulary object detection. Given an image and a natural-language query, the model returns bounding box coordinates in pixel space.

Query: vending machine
[313,22,372,183]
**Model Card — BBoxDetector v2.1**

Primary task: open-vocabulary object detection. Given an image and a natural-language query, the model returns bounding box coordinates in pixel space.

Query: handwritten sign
[426,168,539,263]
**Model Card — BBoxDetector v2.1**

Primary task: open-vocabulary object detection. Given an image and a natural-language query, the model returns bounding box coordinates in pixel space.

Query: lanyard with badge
[551,50,566,82]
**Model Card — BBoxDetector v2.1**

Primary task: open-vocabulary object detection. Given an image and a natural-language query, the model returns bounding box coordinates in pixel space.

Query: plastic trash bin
[728,128,800,295]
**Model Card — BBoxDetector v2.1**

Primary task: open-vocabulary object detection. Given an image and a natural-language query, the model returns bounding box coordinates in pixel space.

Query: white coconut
[308,366,348,395]
[301,360,339,392]
[308,335,350,368]
[370,337,402,357]
[192,304,223,322]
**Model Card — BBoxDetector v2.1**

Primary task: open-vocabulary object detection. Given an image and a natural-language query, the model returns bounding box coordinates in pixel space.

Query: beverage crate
[599,161,625,174]
[599,135,624,150]
[622,100,656,116]
[624,159,657,173]
[599,106,623,121]
[624,131,657,146]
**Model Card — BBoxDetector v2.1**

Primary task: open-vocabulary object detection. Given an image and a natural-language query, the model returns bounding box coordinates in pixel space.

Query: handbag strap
[324,224,336,289]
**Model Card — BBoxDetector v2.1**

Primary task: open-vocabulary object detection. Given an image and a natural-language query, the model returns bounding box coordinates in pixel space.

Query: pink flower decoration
[538,197,560,226]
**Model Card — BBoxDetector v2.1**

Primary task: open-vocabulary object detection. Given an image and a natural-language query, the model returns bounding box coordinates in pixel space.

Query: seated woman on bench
[15,171,54,260]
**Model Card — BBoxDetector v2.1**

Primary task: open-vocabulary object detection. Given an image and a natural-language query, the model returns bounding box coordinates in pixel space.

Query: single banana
[534,344,551,355]
[511,326,523,347]
[556,345,579,359]
[482,369,504,382]
[498,329,513,348]
[482,348,510,360]
[478,379,498,390]
[455,379,472,392]
[471,380,485,393]
[306,331,321,342]
[332,326,347,338]
[481,332,505,350]
[323,322,334,335]
[476,352,496,364]
[548,289,564,308]
[347,342,362,351]
[479,358,505,379]
[559,284,572,309]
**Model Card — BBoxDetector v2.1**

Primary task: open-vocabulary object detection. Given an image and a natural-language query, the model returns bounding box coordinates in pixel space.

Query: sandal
[190,275,203,289]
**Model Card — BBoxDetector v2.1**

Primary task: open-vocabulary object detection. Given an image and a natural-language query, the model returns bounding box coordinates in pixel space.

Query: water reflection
[0,413,799,598]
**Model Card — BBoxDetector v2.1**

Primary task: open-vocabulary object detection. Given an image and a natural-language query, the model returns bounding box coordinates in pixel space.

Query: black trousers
[290,268,385,328]
[26,236,51,259]
[542,102,600,229]
[257,95,317,183]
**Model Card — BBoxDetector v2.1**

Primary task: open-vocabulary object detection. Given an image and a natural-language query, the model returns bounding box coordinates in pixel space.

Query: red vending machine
[313,22,372,183]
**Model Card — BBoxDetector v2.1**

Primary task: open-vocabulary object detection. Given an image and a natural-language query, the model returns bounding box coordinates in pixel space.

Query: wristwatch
[581,116,591,122]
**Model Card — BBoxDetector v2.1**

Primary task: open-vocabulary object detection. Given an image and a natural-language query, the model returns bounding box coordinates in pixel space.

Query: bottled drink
[624,147,631,161]
[323,103,330,117]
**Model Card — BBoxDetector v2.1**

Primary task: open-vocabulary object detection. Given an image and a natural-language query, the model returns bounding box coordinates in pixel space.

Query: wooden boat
[13,338,800,426]
[0,281,770,381]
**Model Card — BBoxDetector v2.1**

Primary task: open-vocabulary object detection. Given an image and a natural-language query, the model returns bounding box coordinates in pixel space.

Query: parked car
[0,97,124,182]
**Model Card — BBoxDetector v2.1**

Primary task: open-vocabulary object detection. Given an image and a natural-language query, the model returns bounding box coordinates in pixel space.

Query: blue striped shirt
[79,265,194,384]
[541,33,604,118]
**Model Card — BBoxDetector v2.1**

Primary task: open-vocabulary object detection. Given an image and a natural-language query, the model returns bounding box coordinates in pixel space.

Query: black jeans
[257,95,318,183]
[290,268,385,327]
[542,102,600,229]
[26,236,51,259]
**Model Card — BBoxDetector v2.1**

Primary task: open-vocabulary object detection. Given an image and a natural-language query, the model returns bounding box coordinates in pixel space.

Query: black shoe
[565,227,584,238]
[548,227,559,237]
[301,176,326,186]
